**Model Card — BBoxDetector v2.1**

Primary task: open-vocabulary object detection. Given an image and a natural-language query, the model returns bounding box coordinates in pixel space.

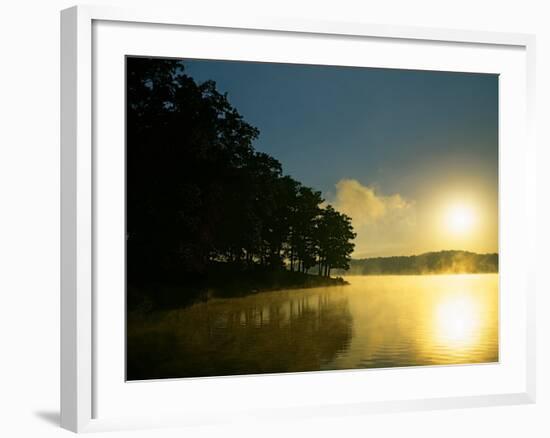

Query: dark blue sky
[182,59,498,256]
[184,59,498,201]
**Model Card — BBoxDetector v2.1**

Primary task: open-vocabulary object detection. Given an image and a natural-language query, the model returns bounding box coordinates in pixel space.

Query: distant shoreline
[334,250,498,276]
[342,271,498,277]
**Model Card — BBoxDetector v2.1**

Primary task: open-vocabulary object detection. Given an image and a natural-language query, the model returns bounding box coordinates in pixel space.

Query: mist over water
[127,274,498,380]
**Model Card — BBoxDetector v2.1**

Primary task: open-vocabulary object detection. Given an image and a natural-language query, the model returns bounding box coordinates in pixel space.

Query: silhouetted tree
[289,186,324,273]
[316,206,356,277]
[127,57,356,294]
[127,57,259,278]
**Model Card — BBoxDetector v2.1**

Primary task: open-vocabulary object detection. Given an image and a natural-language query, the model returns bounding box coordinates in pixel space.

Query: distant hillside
[335,250,498,275]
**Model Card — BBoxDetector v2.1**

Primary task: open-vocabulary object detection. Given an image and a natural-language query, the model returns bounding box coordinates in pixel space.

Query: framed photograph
[61,5,536,433]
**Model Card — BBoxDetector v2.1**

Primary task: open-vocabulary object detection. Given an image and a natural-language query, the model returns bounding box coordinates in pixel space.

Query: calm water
[127,274,498,380]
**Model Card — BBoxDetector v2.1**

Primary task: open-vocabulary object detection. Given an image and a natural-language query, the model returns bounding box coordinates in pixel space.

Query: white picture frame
[60,4,536,433]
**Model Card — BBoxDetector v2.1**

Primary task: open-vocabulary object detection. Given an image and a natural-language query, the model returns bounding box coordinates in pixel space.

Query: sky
[183,59,499,258]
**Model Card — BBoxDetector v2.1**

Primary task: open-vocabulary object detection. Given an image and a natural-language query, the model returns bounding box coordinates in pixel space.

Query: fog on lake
[127,274,498,380]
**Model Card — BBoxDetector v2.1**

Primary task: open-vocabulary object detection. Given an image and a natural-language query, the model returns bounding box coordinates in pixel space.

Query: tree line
[337,250,498,275]
[127,57,356,283]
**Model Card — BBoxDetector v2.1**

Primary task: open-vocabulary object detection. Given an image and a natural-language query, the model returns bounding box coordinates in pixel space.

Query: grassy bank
[128,266,348,312]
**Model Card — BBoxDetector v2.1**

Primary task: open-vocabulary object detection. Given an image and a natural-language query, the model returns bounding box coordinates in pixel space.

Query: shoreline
[343,271,498,277]
[128,270,348,312]
[129,270,498,313]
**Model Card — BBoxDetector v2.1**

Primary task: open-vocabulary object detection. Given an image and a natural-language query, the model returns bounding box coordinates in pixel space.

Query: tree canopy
[127,57,356,283]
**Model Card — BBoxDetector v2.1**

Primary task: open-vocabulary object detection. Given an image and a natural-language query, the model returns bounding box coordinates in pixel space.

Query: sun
[446,203,476,234]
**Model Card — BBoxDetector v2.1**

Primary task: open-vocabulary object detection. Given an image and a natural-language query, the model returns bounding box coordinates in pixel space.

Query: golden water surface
[127,274,498,380]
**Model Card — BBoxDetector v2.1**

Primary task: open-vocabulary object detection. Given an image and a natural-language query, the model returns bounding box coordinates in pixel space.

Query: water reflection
[435,295,481,346]
[127,289,353,380]
[127,274,498,380]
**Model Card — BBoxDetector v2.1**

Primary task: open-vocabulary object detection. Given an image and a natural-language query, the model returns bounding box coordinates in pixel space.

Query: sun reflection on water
[434,294,481,348]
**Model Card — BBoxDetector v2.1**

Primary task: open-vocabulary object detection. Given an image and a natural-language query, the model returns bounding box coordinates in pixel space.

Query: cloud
[328,179,416,257]
[331,179,414,227]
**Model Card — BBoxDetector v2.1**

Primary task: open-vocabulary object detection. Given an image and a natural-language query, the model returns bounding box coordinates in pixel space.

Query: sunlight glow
[435,295,480,347]
[446,203,476,235]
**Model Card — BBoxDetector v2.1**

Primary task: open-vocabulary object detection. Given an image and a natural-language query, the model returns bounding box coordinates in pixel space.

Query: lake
[127,274,498,380]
